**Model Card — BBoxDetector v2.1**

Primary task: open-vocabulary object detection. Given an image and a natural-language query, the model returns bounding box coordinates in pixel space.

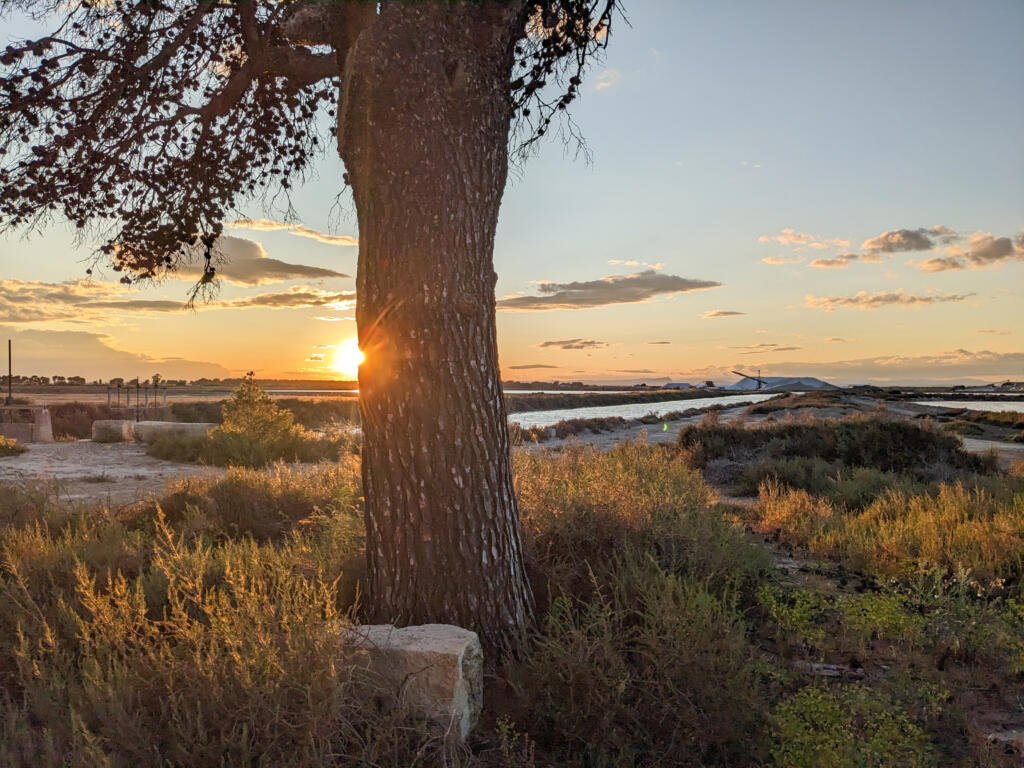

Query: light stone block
[132,421,215,444]
[91,419,136,443]
[345,623,483,741]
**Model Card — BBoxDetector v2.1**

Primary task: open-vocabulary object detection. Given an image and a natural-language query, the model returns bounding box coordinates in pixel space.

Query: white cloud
[594,69,622,91]
[498,270,720,311]
[758,228,849,250]
[228,218,358,246]
[761,255,804,266]
[702,310,745,319]
[178,236,349,285]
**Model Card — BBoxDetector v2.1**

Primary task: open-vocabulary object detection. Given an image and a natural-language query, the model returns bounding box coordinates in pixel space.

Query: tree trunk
[336,2,533,653]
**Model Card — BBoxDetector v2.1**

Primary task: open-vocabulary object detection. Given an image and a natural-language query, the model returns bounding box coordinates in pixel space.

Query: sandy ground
[960,437,1024,469]
[0,441,224,505]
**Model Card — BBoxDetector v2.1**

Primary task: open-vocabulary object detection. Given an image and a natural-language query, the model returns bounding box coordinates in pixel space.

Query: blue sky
[1,1,1022,384]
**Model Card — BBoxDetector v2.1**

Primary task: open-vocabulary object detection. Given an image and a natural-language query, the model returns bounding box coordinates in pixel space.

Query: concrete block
[92,420,136,443]
[132,421,215,444]
[345,623,483,741]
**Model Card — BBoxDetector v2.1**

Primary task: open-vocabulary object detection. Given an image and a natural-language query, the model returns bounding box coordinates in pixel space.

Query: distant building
[724,375,837,393]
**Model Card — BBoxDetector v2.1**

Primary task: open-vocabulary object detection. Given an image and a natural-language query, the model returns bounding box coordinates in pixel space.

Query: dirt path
[0,441,223,505]
[961,437,1024,469]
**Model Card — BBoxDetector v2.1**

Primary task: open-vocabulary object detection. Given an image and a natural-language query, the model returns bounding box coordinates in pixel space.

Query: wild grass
[758,480,1024,596]
[2,429,1022,765]
[515,441,772,607]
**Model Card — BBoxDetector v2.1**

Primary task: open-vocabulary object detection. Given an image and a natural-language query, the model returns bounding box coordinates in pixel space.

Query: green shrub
[169,399,224,423]
[756,584,830,646]
[0,436,26,457]
[772,685,935,767]
[0,518,438,767]
[509,557,769,766]
[516,441,772,606]
[148,377,351,467]
[157,461,363,544]
[838,592,925,647]
[677,416,991,479]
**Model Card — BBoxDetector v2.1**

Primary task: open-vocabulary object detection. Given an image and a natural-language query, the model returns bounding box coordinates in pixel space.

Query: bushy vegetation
[1,428,1022,765]
[0,435,26,456]
[758,480,1024,596]
[677,416,998,504]
[148,378,353,467]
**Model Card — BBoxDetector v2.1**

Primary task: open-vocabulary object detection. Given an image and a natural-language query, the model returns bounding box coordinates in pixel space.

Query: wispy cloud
[498,270,720,311]
[761,255,804,266]
[220,287,356,311]
[0,279,185,323]
[0,326,229,380]
[0,277,358,323]
[702,310,745,319]
[594,69,621,90]
[758,228,849,250]
[978,329,1011,336]
[536,339,608,350]
[826,337,851,343]
[729,342,801,355]
[809,253,859,269]
[804,290,974,311]
[177,236,349,285]
[647,341,671,345]
[507,363,560,370]
[228,218,358,246]
[761,350,1024,384]
[608,259,664,270]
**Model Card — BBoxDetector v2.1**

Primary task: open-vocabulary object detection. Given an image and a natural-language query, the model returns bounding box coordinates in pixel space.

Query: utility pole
[5,339,12,405]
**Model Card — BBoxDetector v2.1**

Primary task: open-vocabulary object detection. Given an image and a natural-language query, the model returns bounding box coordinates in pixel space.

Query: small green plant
[772,685,935,767]
[839,591,925,648]
[0,435,26,456]
[756,584,830,645]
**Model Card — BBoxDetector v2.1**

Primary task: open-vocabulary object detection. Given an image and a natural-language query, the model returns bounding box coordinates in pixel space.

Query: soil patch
[0,440,224,505]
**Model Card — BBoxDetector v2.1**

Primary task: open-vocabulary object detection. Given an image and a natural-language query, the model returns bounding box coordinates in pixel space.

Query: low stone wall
[346,623,482,741]
[90,420,216,444]
[92,420,136,443]
[132,421,215,444]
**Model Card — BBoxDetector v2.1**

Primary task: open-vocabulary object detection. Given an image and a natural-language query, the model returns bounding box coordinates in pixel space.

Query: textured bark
[337,3,533,653]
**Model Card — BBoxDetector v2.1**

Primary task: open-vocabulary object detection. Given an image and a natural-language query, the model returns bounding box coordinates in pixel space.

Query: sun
[332,337,365,380]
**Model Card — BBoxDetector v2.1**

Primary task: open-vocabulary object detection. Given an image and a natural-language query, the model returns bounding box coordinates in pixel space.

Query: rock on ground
[345,623,483,741]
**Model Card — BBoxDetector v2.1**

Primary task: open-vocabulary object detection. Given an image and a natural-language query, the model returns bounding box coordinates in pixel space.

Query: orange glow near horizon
[332,337,365,380]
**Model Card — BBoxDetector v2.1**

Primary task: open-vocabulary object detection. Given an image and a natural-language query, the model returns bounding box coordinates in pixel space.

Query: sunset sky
[1,0,1021,385]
